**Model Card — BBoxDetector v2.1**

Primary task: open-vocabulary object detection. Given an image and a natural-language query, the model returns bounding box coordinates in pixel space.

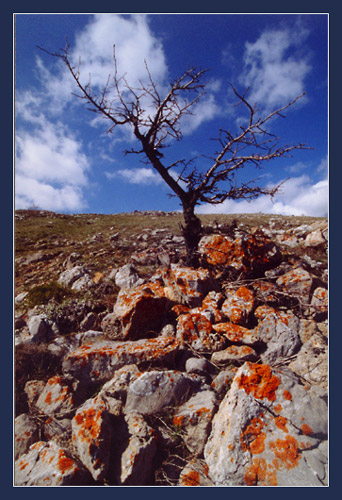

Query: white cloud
[196,173,328,217]
[105,167,163,185]
[239,25,311,111]
[15,118,90,211]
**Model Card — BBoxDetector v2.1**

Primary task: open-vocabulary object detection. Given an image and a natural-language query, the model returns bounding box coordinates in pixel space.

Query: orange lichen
[238,363,280,402]
[74,407,103,443]
[181,470,200,486]
[274,404,283,413]
[57,449,75,474]
[44,392,52,405]
[274,416,288,433]
[283,390,292,401]
[269,435,301,470]
[240,417,266,455]
[244,458,278,486]
[301,424,313,435]
[173,415,185,428]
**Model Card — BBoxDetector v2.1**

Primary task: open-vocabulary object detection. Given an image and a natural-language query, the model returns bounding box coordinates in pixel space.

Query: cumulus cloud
[15,118,90,211]
[197,172,328,217]
[105,167,163,185]
[239,24,311,111]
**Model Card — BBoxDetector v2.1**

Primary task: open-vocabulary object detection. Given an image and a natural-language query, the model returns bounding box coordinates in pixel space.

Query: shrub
[24,281,74,308]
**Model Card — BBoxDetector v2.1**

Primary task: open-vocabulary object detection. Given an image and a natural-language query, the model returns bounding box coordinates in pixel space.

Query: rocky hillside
[14,210,328,486]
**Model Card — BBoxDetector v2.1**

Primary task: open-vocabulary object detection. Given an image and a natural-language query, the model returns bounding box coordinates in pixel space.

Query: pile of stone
[14,227,328,486]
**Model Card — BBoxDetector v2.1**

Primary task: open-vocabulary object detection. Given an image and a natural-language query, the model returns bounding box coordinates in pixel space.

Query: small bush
[24,281,74,308]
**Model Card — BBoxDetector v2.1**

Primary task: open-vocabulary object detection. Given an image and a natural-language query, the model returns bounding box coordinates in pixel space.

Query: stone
[15,440,91,486]
[255,307,302,364]
[118,412,157,485]
[58,265,90,288]
[199,233,281,275]
[97,364,141,403]
[103,282,172,340]
[24,380,46,409]
[212,322,259,345]
[211,345,258,365]
[304,229,326,247]
[221,286,255,326]
[185,357,211,376]
[310,287,328,319]
[288,333,328,390]
[204,362,328,486]
[125,370,197,415]
[72,397,113,482]
[27,314,52,343]
[211,368,238,398]
[172,390,218,455]
[14,413,40,460]
[114,264,144,289]
[276,267,314,306]
[176,312,227,352]
[35,375,79,418]
[63,336,180,386]
[160,264,216,308]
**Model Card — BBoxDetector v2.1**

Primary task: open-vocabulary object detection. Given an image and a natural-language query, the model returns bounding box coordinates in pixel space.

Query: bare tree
[39,43,309,266]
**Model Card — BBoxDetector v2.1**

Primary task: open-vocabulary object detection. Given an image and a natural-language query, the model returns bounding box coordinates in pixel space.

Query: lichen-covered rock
[118,412,157,485]
[58,265,93,290]
[63,336,180,386]
[255,306,301,364]
[204,362,328,486]
[221,286,255,326]
[199,233,281,275]
[14,413,40,460]
[179,459,214,486]
[72,397,113,481]
[103,282,172,340]
[276,267,314,306]
[125,370,197,415]
[176,312,227,352]
[212,322,259,345]
[211,345,258,365]
[289,333,328,390]
[310,287,328,320]
[15,440,91,485]
[35,375,79,418]
[160,264,217,307]
[172,390,218,456]
[304,229,326,247]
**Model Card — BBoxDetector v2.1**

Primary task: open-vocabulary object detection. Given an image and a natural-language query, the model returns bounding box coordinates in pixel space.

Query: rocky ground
[14,209,328,486]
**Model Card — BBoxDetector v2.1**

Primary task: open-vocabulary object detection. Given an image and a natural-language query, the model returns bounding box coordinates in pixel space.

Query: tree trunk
[181,200,202,267]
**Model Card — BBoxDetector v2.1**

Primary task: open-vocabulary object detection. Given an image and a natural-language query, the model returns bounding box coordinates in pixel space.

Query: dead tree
[39,43,309,266]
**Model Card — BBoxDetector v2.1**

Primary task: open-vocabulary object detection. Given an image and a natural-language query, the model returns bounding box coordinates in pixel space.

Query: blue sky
[15,13,328,216]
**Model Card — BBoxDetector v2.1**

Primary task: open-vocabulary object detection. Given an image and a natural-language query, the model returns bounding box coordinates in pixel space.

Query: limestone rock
[310,287,328,320]
[114,264,144,289]
[255,307,301,364]
[125,370,197,415]
[103,282,172,340]
[118,412,157,485]
[15,441,91,486]
[211,345,258,365]
[72,397,113,481]
[304,229,326,247]
[204,362,328,486]
[14,413,40,460]
[160,264,216,307]
[63,336,180,386]
[172,389,218,455]
[289,333,328,390]
[276,267,313,306]
[212,322,259,345]
[36,375,79,418]
[199,233,281,275]
[222,286,255,326]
